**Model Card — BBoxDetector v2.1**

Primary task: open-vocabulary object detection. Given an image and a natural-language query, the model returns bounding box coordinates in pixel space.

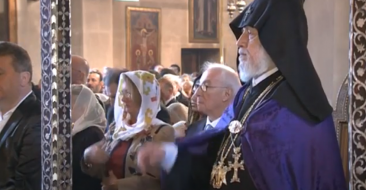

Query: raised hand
[137,142,166,174]
[102,171,118,190]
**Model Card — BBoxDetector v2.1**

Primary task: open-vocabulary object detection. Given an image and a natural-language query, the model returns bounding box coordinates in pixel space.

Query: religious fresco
[189,0,220,43]
[126,7,161,71]
[0,0,17,42]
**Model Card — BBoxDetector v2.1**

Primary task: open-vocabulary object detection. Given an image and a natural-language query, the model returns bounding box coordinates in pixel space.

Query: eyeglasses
[198,83,227,92]
[120,90,132,98]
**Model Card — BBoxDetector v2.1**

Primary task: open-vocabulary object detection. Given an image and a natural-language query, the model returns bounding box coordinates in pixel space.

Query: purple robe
[174,86,347,190]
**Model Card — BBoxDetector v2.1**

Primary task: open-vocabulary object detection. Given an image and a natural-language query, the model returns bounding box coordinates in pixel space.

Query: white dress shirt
[252,67,278,87]
[0,91,32,133]
[160,68,279,172]
[204,117,221,130]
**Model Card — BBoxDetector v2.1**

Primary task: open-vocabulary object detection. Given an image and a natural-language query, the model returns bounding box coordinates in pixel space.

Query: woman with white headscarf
[71,84,106,190]
[82,70,175,190]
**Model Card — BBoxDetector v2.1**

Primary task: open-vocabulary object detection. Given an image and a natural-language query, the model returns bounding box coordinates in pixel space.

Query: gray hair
[201,62,241,95]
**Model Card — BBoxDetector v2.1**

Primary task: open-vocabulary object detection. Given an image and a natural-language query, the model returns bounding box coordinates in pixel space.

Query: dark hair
[160,68,177,76]
[192,73,202,87]
[103,68,128,86]
[148,70,161,79]
[170,64,181,74]
[89,69,103,81]
[0,42,32,81]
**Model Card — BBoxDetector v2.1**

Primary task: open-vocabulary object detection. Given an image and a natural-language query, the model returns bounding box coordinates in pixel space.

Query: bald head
[162,74,180,92]
[159,75,177,102]
[72,55,89,84]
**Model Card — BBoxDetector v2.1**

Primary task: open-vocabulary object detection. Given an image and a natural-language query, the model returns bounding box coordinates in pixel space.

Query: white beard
[238,47,273,83]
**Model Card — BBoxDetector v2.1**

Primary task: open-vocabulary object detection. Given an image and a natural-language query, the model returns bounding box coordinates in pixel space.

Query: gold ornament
[211,161,229,189]
[228,147,245,183]
[228,120,243,134]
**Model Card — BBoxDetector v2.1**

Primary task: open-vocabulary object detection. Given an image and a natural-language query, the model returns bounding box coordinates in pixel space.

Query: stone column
[40,0,72,189]
[349,0,366,189]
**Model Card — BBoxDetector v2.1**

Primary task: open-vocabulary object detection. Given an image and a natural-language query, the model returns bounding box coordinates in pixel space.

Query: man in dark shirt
[0,42,42,190]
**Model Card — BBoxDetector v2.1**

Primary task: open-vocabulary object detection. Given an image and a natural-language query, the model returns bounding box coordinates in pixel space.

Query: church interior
[0,0,364,189]
[3,0,349,105]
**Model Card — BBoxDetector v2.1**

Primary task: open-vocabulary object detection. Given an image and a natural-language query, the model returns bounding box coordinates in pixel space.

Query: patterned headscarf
[113,70,166,140]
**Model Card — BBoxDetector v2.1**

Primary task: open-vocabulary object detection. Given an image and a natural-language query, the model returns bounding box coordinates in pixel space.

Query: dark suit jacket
[0,93,42,190]
[185,118,206,138]
[165,98,177,107]
[73,127,104,190]
[176,92,189,107]
[157,103,171,124]
[105,103,114,132]
[31,83,41,100]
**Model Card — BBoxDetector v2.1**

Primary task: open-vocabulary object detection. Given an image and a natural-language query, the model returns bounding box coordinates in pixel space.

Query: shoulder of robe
[271,80,327,124]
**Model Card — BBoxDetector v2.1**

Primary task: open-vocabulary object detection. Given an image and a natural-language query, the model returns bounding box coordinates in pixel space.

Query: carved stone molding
[349,0,366,189]
[40,0,72,189]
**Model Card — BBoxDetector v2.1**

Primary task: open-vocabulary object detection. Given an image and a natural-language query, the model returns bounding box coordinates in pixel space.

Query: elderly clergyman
[137,0,346,190]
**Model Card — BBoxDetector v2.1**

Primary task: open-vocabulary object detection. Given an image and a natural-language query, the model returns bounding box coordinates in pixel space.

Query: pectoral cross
[211,161,229,189]
[243,6,252,22]
[228,147,245,183]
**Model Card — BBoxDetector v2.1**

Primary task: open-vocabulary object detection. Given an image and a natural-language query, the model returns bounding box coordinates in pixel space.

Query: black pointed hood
[230,0,332,121]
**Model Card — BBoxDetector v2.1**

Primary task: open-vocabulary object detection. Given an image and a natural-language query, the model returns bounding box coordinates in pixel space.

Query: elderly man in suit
[160,74,190,107]
[0,42,42,190]
[185,63,242,137]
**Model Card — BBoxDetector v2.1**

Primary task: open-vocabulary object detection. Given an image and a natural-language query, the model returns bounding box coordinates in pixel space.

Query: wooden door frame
[7,0,17,42]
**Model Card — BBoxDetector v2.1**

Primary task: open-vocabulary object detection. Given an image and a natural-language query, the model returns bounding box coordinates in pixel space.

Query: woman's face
[120,79,140,118]
[182,76,190,82]
[183,82,192,95]
[190,81,200,111]
[190,93,198,111]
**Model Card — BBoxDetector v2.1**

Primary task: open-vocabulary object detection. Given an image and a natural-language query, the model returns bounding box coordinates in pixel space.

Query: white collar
[0,91,32,120]
[206,117,221,128]
[252,67,279,87]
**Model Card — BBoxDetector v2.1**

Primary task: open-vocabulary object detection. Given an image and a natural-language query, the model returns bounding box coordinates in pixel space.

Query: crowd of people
[0,0,347,190]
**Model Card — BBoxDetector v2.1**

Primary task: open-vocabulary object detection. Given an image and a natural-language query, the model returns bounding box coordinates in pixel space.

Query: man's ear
[222,88,231,102]
[81,72,87,83]
[20,71,31,87]
[168,87,174,94]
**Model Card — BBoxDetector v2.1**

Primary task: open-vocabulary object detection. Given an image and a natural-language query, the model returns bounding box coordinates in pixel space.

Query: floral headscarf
[113,70,166,140]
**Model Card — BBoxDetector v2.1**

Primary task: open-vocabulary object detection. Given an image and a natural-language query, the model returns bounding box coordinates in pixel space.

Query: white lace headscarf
[113,70,166,140]
[71,84,106,136]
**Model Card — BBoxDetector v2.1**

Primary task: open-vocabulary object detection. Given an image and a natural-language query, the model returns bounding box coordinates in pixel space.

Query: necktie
[205,124,214,130]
